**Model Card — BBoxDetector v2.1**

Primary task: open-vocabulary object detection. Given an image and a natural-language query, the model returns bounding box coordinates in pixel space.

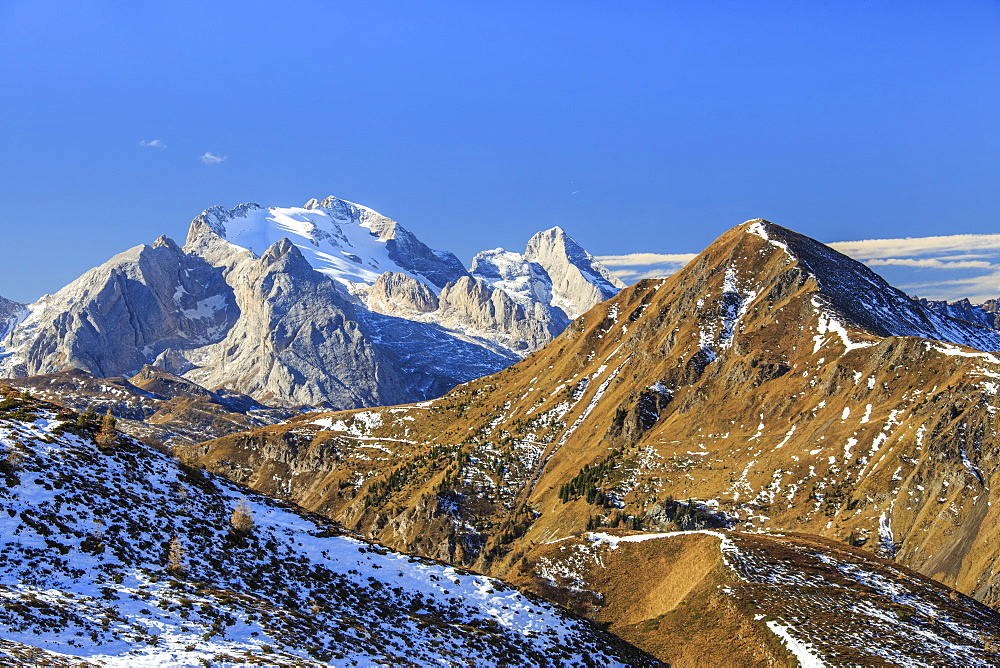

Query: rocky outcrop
[435,276,566,353]
[366,271,440,317]
[0,238,238,379]
[178,238,389,407]
[522,226,625,319]
[471,227,625,323]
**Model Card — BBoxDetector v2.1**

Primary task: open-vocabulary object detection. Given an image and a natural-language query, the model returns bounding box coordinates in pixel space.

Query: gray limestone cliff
[522,227,626,319]
[0,295,27,343]
[0,198,624,408]
[435,276,565,353]
[367,272,440,317]
[0,237,237,379]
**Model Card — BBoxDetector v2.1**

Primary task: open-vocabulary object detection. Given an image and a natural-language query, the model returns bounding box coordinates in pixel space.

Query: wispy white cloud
[865,258,996,270]
[828,234,1000,260]
[200,152,226,164]
[597,252,697,282]
[596,252,698,267]
[898,270,1000,303]
[610,268,680,281]
[828,234,1000,300]
[934,253,999,261]
[139,139,166,148]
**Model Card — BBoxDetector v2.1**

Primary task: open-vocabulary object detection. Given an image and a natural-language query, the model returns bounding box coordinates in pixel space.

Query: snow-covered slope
[0,390,655,666]
[187,196,469,291]
[0,197,622,408]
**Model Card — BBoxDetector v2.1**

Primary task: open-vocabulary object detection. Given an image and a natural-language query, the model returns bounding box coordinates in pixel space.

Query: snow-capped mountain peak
[185,197,468,291]
[0,195,625,408]
[472,226,626,320]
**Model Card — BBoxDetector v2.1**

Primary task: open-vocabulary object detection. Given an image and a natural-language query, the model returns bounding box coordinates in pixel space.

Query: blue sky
[1,1,998,303]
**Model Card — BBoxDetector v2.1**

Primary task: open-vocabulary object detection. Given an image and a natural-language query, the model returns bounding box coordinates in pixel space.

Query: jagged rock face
[0,295,27,342]
[919,297,1000,330]
[1,196,630,408]
[180,240,511,408]
[436,276,566,353]
[178,238,391,408]
[472,227,626,322]
[0,238,238,379]
[522,226,626,319]
[184,220,1000,611]
[0,231,509,409]
[366,271,440,316]
[0,390,655,666]
[472,248,557,306]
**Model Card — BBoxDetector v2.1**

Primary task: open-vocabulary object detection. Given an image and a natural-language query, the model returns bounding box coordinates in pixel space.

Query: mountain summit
[472,226,624,321]
[185,196,469,289]
[0,197,622,409]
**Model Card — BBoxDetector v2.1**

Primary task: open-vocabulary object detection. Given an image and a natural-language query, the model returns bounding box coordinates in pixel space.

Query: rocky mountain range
[3,211,1000,664]
[179,219,1000,662]
[0,196,622,411]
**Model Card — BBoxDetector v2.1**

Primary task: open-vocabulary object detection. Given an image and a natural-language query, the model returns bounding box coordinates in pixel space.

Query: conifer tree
[96,409,117,446]
[167,535,186,573]
[230,498,254,533]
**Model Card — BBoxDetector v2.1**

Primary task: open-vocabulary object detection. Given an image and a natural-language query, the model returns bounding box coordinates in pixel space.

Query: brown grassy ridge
[180,220,1000,610]
[510,529,1000,666]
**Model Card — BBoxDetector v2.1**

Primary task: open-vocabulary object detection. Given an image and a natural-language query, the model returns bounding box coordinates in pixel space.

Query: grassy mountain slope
[182,220,1000,610]
[513,529,1000,666]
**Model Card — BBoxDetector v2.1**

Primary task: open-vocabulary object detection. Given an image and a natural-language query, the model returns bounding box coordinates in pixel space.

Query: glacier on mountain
[0,196,624,409]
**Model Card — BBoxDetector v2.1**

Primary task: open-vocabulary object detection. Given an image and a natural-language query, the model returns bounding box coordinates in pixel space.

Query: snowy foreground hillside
[0,390,654,666]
